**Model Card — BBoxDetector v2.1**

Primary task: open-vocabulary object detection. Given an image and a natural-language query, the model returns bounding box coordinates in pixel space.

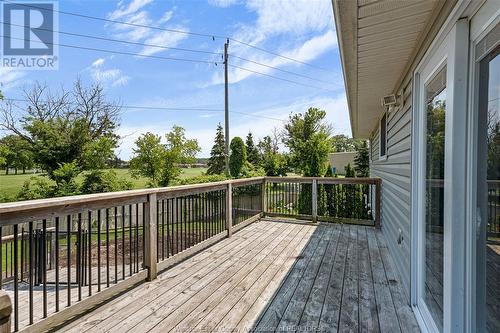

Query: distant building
[328,152,357,175]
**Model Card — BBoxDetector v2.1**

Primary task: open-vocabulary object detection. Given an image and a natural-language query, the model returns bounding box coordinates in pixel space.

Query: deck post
[375,179,381,228]
[261,179,267,217]
[226,182,232,237]
[312,179,318,223]
[144,193,158,281]
[0,291,12,333]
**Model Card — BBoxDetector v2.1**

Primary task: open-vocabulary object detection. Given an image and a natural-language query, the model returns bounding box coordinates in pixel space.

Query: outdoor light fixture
[381,94,399,107]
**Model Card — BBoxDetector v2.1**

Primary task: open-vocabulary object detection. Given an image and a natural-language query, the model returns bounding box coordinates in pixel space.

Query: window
[379,113,387,158]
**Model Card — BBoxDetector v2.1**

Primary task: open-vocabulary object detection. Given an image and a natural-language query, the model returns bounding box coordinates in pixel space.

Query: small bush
[176,174,227,185]
[17,176,55,200]
[80,170,133,194]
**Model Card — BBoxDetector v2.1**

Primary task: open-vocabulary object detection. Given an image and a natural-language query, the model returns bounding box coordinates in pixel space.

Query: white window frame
[379,112,388,160]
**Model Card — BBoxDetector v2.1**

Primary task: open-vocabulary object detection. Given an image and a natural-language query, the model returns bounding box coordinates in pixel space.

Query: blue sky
[1,0,350,158]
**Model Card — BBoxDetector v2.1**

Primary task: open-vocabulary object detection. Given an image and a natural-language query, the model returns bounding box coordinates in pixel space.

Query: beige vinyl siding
[370,77,413,298]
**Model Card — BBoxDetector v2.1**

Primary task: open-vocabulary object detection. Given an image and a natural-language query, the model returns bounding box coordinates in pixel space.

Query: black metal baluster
[55,217,60,312]
[156,201,160,263]
[106,208,110,288]
[67,215,71,307]
[97,210,101,292]
[114,207,118,284]
[128,205,134,276]
[122,205,125,281]
[176,197,179,255]
[28,222,33,324]
[166,199,170,258]
[135,204,139,272]
[162,200,165,260]
[88,211,92,296]
[42,219,47,318]
[20,228,24,283]
[77,213,82,302]
[13,224,18,331]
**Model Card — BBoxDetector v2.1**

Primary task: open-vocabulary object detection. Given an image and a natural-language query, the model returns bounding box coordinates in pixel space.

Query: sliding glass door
[473,23,499,333]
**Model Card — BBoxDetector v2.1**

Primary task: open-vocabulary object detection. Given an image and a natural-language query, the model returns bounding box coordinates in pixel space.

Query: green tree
[257,135,287,176]
[283,107,332,177]
[129,133,165,186]
[354,140,370,177]
[162,125,200,186]
[0,135,34,174]
[283,108,332,214]
[207,123,226,175]
[245,132,259,165]
[130,126,200,187]
[0,80,120,186]
[331,134,364,153]
[229,136,247,178]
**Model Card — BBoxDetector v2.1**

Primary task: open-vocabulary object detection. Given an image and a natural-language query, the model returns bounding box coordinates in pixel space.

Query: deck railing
[0,176,381,332]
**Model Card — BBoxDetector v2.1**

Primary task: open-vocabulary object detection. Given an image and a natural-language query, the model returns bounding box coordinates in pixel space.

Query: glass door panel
[476,44,499,333]
[424,66,447,332]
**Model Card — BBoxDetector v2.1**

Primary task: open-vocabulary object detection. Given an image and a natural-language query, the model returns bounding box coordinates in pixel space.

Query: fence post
[261,179,267,217]
[0,291,11,333]
[144,193,158,281]
[226,182,233,237]
[375,179,381,228]
[312,179,318,223]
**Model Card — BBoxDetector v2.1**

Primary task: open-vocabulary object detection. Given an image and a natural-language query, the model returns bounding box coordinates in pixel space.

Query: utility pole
[224,39,230,175]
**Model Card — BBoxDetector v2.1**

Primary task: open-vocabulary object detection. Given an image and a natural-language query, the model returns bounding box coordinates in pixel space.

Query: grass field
[0,167,207,200]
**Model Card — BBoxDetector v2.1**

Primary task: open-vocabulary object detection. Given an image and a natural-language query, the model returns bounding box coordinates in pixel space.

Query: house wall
[370,76,413,296]
[328,152,357,175]
[368,0,457,300]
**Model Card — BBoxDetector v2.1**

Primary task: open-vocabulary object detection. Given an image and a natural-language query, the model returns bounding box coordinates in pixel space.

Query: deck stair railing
[0,176,381,332]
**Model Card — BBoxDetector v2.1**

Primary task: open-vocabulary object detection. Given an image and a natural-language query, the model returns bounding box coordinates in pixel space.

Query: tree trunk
[5,167,8,175]
[14,168,18,175]
[23,167,26,174]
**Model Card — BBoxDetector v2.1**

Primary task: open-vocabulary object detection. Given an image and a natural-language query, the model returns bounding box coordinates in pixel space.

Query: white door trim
[466,3,500,332]
[410,18,469,333]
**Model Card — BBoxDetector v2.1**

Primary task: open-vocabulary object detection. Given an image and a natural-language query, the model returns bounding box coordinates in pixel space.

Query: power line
[228,39,331,72]
[0,35,216,65]
[228,64,335,92]
[1,0,331,72]
[2,98,285,121]
[229,54,334,85]
[1,21,222,56]
[1,20,331,85]
[1,33,334,92]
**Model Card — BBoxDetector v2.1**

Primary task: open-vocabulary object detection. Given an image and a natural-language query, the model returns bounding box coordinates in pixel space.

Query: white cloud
[89,57,130,88]
[0,68,26,91]
[208,0,239,8]
[212,30,337,85]
[108,0,154,20]
[106,1,189,56]
[139,29,188,56]
[209,0,337,86]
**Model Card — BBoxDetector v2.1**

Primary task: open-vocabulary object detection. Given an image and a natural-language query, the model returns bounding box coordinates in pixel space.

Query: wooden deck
[54,219,420,333]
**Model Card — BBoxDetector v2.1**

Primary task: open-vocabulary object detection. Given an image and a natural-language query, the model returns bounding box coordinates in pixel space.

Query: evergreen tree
[245,132,259,165]
[229,137,247,178]
[354,140,370,177]
[207,123,226,175]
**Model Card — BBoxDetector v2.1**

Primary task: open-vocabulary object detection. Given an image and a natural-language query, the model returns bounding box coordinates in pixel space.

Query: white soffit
[333,0,442,138]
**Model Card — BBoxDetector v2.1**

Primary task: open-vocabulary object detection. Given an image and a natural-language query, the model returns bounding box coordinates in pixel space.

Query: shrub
[17,176,55,200]
[80,170,133,194]
[229,137,247,178]
[175,174,227,185]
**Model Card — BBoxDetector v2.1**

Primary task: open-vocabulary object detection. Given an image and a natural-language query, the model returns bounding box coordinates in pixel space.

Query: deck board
[50,220,420,333]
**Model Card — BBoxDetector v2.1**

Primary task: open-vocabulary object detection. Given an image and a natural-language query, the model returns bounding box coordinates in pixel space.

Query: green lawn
[0,167,207,200]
